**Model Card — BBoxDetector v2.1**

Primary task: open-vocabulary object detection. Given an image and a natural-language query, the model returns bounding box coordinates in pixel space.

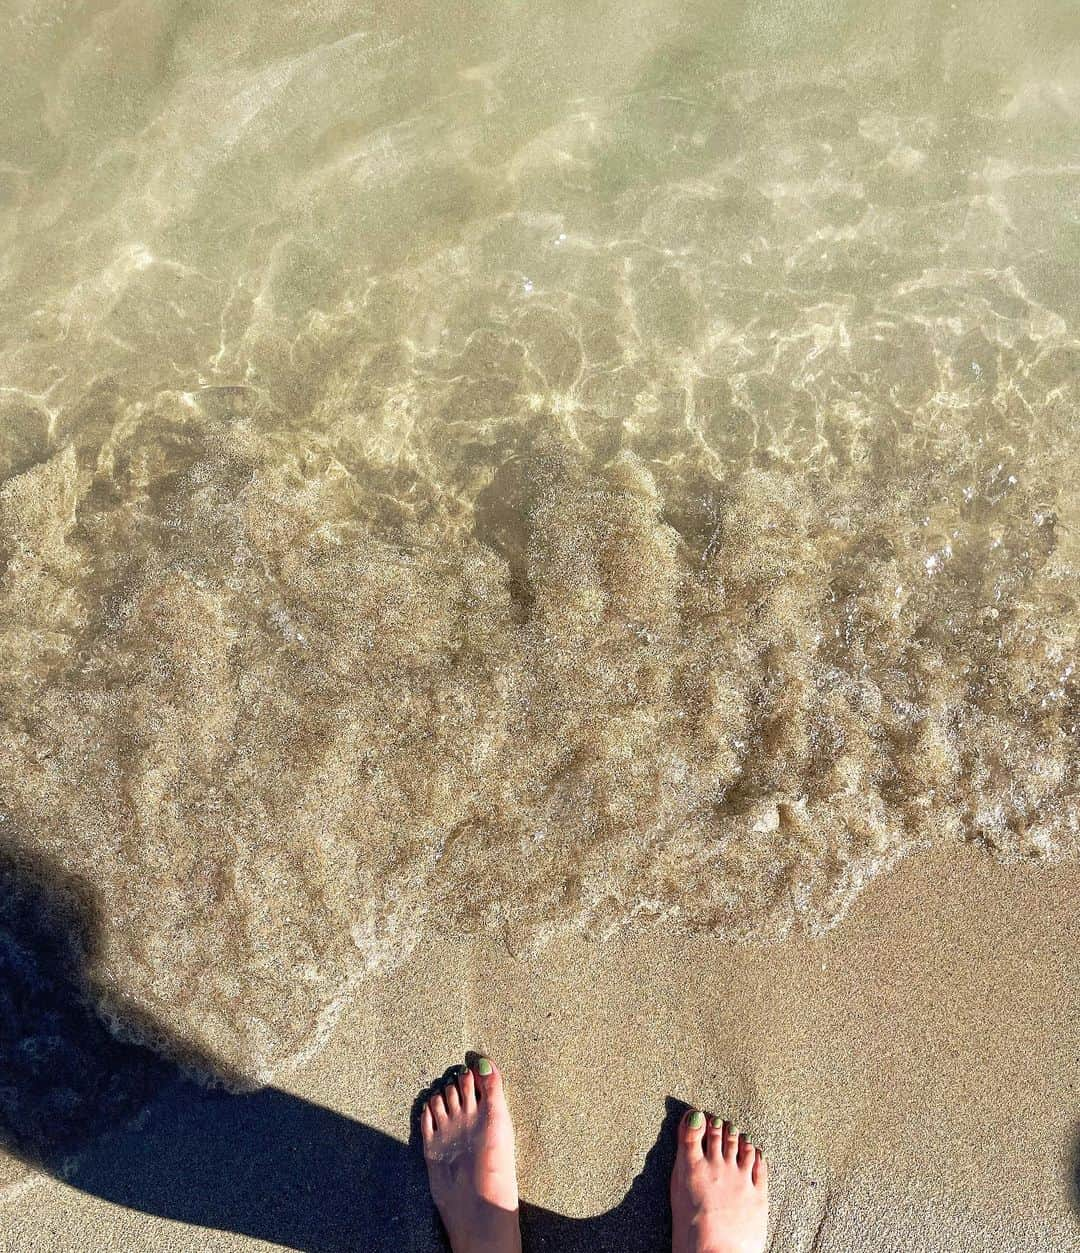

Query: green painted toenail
[711,1116,724,1129]
[476,1057,493,1076]
[689,1111,704,1129]
[730,1125,741,1138]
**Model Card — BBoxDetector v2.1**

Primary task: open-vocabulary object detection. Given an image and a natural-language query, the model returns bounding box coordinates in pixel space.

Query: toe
[678,1109,706,1160]
[443,1075,462,1116]
[752,1148,768,1189]
[457,1065,477,1112]
[472,1055,502,1103]
[705,1114,724,1157]
[421,1104,435,1144]
[737,1134,755,1170]
[723,1122,740,1163]
[428,1090,447,1128]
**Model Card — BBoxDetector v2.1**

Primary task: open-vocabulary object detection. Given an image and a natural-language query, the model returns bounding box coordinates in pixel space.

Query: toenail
[711,1116,724,1129]
[449,1064,467,1077]
[476,1057,493,1076]
[730,1125,741,1138]
[688,1111,704,1129]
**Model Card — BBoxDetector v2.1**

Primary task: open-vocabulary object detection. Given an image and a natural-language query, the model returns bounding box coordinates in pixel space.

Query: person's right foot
[421,1056,522,1253]
[670,1108,769,1253]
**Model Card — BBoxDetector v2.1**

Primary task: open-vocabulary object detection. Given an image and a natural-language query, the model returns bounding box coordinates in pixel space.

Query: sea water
[0,0,1077,1084]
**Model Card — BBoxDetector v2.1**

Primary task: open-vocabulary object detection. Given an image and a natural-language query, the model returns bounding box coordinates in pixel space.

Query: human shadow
[0,843,682,1251]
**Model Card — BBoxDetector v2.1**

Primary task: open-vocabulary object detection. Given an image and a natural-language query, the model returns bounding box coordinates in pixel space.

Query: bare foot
[670,1108,769,1253]
[421,1056,522,1253]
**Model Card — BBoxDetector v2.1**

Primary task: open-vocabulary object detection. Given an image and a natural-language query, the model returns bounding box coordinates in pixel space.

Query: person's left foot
[421,1056,522,1253]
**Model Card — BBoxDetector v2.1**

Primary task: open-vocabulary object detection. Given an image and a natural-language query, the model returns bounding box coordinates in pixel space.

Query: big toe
[473,1055,504,1105]
[677,1108,707,1161]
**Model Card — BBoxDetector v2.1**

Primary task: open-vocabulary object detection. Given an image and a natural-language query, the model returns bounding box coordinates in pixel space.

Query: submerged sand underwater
[1,0,1079,1247]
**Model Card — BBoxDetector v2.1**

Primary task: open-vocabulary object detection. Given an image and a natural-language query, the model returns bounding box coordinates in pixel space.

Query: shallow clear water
[0,0,1077,1080]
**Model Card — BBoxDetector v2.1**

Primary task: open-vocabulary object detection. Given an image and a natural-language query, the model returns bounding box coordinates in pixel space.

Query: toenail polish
[711,1116,724,1129]
[688,1110,704,1129]
[476,1057,493,1076]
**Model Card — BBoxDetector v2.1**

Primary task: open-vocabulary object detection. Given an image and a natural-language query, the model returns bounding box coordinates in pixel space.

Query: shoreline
[2,843,1077,1250]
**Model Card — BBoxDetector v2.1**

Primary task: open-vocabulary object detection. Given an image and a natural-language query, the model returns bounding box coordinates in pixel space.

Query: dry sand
[2,844,1077,1252]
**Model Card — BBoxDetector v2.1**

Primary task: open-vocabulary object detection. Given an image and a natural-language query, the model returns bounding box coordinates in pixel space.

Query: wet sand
[2,844,1076,1252]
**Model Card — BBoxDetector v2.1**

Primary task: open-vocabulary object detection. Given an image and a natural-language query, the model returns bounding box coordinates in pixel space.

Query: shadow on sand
[0,844,681,1251]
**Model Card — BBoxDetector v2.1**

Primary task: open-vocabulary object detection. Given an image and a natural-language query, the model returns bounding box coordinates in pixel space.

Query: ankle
[449,1204,521,1253]
[674,1214,743,1253]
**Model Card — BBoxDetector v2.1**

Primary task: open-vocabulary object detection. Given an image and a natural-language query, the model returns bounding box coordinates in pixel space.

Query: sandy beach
[3,844,1076,1252]
[3,5,1080,1249]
